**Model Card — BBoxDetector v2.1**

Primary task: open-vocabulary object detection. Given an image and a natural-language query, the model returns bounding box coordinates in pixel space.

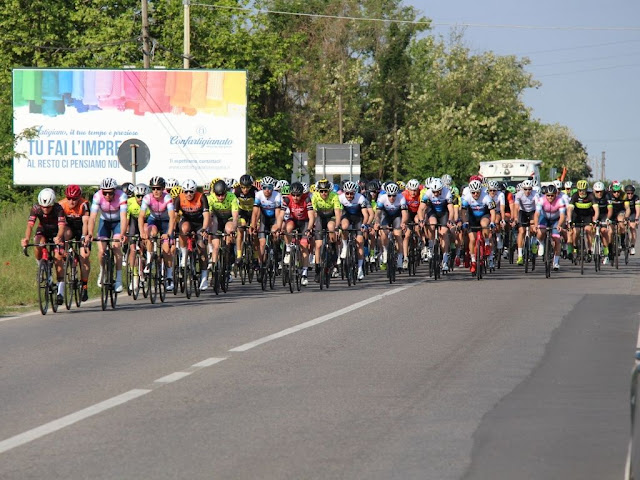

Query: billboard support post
[130,143,138,185]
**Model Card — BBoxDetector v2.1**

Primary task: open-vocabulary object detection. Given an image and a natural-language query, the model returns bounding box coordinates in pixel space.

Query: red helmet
[65,184,82,199]
[469,175,483,183]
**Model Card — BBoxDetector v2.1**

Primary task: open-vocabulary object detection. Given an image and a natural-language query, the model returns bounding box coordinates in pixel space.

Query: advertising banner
[13,68,247,186]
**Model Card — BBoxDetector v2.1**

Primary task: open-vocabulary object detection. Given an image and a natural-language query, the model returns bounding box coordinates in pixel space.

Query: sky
[408,0,640,182]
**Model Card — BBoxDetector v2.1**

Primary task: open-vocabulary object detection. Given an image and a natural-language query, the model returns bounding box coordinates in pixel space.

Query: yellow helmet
[576,179,589,190]
[309,184,317,193]
[209,177,222,191]
[170,186,183,198]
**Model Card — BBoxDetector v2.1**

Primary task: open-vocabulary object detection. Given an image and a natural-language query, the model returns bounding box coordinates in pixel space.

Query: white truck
[478,159,542,187]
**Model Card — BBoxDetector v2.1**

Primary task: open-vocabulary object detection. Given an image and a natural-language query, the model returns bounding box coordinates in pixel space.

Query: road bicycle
[237,225,254,285]
[93,238,120,310]
[63,239,85,309]
[317,229,337,290]
[283,230,304,293]
[24,242,61,315]
[183,231,204,299]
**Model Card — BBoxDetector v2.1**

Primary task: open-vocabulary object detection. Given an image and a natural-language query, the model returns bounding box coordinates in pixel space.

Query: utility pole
[183,0,191,69]
[601,151,606,182]
[141,0,151,68]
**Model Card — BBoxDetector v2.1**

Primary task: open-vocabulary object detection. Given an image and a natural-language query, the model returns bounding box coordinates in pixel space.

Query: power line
[517,39,640,56]
[532,51,640,67]
[192,3,640,31]
[536,62,640,77]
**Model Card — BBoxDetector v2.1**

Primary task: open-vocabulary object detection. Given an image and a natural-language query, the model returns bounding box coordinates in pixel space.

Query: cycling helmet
[430,178,444,191]
[309,183,316,193]
[213,180,227,195]
[516,183,522,191]
[611,180,622,191]
[121,182,134,195]
[540,185,549,195]
[564,181,573,189]
[316,179,331,191]
[342,181,358,193]
[165,178,179,189]
[487,180,500,190]
[625,184,636,194]
[366,180,380,192]
[65,184,82,199]
[406,179,420,191]
[239,174,254,187]
[553,180,562,189]
[424,177,433,188]
[452,186,460,196]
[149,176,166,189]
[576,179,588,190]
[281,184,290,195]
[396,180,405,191]
[507,186,516,194]
[532,185,540,194]
[290,182,304,195]
[261,176,276,188]
[593,181,604,192]
[441,174,452,187]
[275,179,289,191]
[469,174,482,183]
[101,177,118,190]
[468,180,482,193]
[521,180,533,189]
[181,179,197,192]
[223,178,234,190]
[547,185,558,195]
[332,182,340,193]
[301,182,310,194]
[170,186,183,198]
[38,188,56,207]
[385,183,399,195]
[202,182,211,194]
[133,183,150,196]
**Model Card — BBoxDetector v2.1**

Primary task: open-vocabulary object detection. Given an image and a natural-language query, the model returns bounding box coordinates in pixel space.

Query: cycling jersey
[339,192,370,217]
[234,185,257,213]
[461,191,495,218]
[421,189,452,215]
[488,191,505,213]
[592,193,609,220]
[311,191,342,217]
[59,197,89,231]
[283,193,312,221]
[376,193,407,216]
[140,191,174,221]
[402,190,421,214]
[608,192,630,217]
[208,191,239,221]
[28,203,66,233]
[126,197,149,219]
[569,191,596,217]
[174,191,209,223]
[515,190,537,213]
[91,189,128,222]
[536,196,566,221]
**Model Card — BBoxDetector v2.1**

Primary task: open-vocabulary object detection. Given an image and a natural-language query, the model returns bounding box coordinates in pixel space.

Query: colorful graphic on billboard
[13,68,247,185]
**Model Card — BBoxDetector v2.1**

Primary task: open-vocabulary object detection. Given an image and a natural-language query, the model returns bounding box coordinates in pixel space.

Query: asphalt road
[0,256,638,479]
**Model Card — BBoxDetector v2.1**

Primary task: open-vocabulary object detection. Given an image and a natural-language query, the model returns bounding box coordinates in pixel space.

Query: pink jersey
[536,195,566,221]
[91,189,128,221]
[141,192,174,220]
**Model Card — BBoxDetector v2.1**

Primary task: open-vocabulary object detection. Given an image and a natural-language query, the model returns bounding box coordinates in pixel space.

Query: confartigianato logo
[169,136,233,148]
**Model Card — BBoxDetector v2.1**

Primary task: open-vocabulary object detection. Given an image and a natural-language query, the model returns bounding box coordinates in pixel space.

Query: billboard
[13,68,247,186]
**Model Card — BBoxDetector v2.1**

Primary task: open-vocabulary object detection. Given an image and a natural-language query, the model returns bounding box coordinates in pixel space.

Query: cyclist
[208,179,239,280]
[460,180,496,275]
[282,181,315,286]
[513,179,537,265]
[607,180,631,263]
[403,178,424,267]
[338,180,372,280]
[418,177,455,271]
[60,185,91,301]
[174,178,211,290]
[567,179,599,262]
[124,183,150,292]
[487,180,505,256]
[374,182,408,272]
[234,174,258,266]
[625,184,640,254]
[251,176,285,274]
[21,188,67,305]
[311,179,343,280]
[87,178,128,293]
[139,176,177,291]
[534,184,566,270]
[589,181,611,264]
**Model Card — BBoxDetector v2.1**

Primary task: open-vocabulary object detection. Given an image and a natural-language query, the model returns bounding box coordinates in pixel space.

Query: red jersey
[283,193,312,221]
[402,190,421,214]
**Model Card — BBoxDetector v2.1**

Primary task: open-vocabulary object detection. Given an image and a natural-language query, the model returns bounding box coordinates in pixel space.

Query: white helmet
[593,181,605,192]
[342,181,358,193]
[430,178,444,191]
[516,183,523,191]
[165,178,179,189]
[225,178,237,190]
[521,179,533,189]
[564,181,573,189]
[553,180,562,189]
[100,177,118,190]
[133,183,150,196]
[301,182,309,194]
[38,188,56,207]
[406,179,420,191]
[261,176,276,188]
[441,174,452,186]
[275,179,289,192]
[386,183,399,195]
[181,179,197,192]
[424,177,433,188]
[468,180,482,193]
[488,180,500,190]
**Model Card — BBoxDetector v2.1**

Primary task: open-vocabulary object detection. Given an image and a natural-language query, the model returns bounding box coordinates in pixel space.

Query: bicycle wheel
[294,247,301,292]
[476,234,483,280]
[579,230,585,275]
[350,242,358,284]
[387,239,396,284]
[624,229,630,265]
[148,256,157,304]
[173,250,181,296]
[287,248,295,293]
[544,233,552,278]
[593,235,601,272]
[260,260,268,291]
[613,232,619,269]
[64,253,74,310]
[131,253,141,301]
[158,258,166,303]
[184,257,192,299]
[524,236,530,274]
[38,261,49,315]
[110,262,118,309]
[433,242,441,280]
[268,250,276,290]
[319,243,329,290]
[101,253,110,311]
[50,273,59,313]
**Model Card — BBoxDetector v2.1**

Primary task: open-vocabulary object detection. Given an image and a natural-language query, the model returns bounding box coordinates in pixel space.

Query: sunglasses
[523,188,532,191]
[151,187,163,191]
[184,190,195,194]
[546,194,556,197]
[388,194,396,198]
[318,189,329,193]
[291,193,301,197]
[489,189,497,193]
[262,185,273,190]
[215,193,226,197]
[136,194,144,198]
[345,191,355,195]
[103,190,115,196]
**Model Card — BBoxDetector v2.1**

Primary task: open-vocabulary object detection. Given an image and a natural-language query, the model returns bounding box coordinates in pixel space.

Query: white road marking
[192,357,226,368]
[0,389,151,455]
[229,281,421,352]
[154,372,192,384]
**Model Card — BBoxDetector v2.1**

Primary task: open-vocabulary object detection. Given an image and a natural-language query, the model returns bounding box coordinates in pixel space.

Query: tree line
[0,0,590,208]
